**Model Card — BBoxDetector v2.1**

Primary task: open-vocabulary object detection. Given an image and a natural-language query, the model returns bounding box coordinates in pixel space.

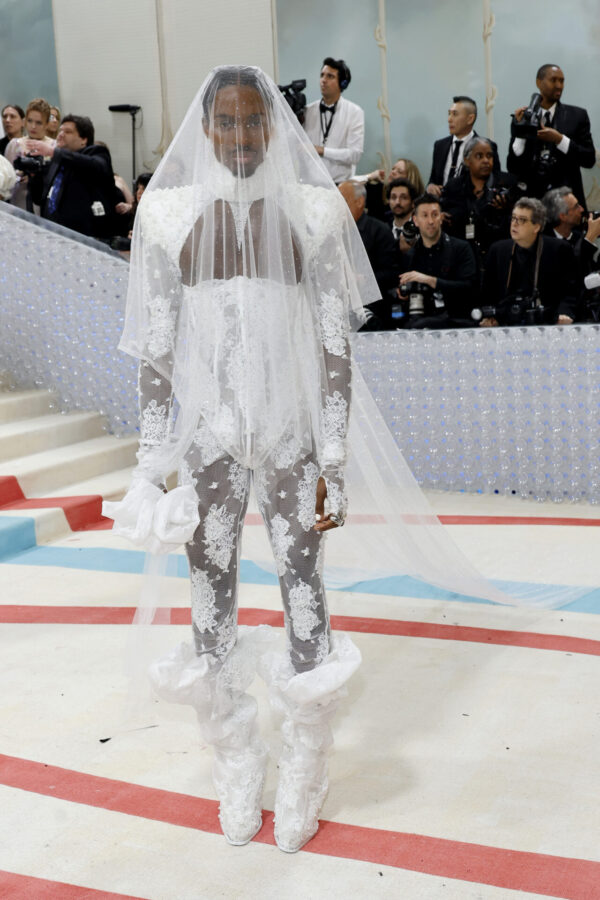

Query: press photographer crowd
[2,57,600,328]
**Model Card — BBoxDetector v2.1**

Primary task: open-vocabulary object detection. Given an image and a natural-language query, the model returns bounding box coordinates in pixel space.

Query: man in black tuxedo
[507,64,595,209]
[480,197,577,327]
[29,115,117,239]
[427,95,500,196]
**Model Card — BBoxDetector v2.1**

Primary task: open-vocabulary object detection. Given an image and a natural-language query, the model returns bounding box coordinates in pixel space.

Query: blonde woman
[5,98,55,211]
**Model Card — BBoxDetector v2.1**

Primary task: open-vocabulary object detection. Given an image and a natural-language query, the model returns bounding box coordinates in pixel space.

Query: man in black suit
[507,64,595,209]
[28,115,117,239]
[398,192,477,328]
[427,95,500,196]
[480,197,577,327]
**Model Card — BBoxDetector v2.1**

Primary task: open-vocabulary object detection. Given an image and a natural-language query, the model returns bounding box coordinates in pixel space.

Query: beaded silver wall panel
[2,204,599,502]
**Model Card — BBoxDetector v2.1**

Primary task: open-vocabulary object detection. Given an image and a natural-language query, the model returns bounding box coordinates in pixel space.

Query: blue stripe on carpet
[2,543,600,612]
[0,516,37,560]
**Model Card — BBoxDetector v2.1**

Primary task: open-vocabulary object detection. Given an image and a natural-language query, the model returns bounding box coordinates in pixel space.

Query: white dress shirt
[303,96,365,183]
[442,130,474,184]
[512,103,571,156]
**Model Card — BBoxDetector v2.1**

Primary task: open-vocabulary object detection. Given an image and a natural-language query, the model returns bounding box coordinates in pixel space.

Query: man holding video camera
[397,192,477,328]
[507,64,595,209]
[479,197,577,327]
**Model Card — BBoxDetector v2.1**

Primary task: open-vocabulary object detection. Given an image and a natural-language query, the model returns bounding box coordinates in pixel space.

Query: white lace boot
[259,634,361,853]
[149,627,277,846]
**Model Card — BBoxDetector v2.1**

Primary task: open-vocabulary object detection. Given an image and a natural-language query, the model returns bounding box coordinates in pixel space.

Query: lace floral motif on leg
[271,513,295,575]
[203,504,236,571]
[190,567,218,634]
[317,289,348,357]
[193,422,227,468]
[296,461,319,531]
[146,295,177,357]
[288,579,320,641]
[272,431,302,470]
[227,461,249,501]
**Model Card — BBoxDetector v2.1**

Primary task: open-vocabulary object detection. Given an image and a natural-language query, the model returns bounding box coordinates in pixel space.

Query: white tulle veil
[114,62,592,682]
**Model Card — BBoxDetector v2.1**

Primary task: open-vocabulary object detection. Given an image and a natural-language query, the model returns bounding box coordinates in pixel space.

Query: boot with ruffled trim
[258,633,361,853]
[149,626,277,846]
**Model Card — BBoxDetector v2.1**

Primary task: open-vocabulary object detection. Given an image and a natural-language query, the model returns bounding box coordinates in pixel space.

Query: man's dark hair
[386,177,417,201]
[414,192,442,211]
[2,104,25,118]
[61,114,94,146]
[322,57,351,91]
[135,172,153,192]
[453,95,477,120]
[537,63,561,81]
[201,66,272,120]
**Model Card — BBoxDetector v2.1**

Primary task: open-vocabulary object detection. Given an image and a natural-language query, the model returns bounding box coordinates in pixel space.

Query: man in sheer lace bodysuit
[111,66,376,853]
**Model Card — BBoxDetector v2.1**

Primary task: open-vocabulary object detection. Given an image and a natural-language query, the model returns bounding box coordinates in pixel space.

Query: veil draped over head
[117,65,593,632]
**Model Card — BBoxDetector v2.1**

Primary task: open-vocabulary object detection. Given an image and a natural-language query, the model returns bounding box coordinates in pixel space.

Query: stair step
[0,411,106,462]
[0,435,139,496]
[0,389,59,424]
[44,466,137,504]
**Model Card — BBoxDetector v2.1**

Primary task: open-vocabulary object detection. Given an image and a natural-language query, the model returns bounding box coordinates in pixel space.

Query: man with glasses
[480,197,577,326]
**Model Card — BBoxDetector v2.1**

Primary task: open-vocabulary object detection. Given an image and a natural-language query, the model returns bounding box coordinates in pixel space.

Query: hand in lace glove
[313,469,347,532]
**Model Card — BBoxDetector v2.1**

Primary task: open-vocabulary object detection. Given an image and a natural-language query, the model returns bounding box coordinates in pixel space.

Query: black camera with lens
[512,92,544,139]
[14,154,48,176]
[278,80,307,124]
[505,292,546,326]
[398,281,446,318]
[400,219,419,243]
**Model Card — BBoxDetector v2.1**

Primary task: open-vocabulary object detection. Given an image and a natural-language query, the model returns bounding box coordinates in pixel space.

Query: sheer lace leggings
[183,449,331,674]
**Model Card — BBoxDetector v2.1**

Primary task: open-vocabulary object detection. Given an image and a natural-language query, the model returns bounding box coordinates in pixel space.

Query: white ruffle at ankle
[149,626,277,845]
[259,634,361,853]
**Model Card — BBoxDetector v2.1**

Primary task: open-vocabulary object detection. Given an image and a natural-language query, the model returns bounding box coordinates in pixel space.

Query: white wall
[51,0,275,186]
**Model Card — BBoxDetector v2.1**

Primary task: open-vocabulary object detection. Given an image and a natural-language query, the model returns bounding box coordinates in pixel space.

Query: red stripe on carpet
[0,475,25,505]
[0,495,103,530]
[2,605,599,657]
[0,754,598,897]
[0,870,146,899]
[438,514,600,527]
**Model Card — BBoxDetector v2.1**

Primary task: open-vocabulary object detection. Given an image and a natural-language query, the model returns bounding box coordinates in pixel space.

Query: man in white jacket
[303,57,364,184]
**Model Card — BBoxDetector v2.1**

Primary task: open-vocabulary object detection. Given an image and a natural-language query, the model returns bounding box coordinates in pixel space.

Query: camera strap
[319,101,337,145]
[506,235,544,303]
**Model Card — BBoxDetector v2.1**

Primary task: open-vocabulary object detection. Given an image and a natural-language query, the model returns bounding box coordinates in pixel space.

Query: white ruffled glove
[103,478,200,555]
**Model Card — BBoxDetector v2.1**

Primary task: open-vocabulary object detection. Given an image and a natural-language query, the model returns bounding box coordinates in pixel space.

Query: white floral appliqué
[271,513,295,575]
[203,503,236,571]
[296,461,319,531]
[190,567,218,633]
[146,295,176,358]
[288,579,320,641]
[227,461,248,501]
[318,289,348,357]
[320,391,348,467]
[141,398,169,446]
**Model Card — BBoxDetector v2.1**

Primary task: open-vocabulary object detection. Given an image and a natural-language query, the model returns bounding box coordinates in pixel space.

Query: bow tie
[320,101,336,114]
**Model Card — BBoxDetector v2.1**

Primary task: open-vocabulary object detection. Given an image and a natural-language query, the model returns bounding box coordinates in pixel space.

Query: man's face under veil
[203,83,270,178]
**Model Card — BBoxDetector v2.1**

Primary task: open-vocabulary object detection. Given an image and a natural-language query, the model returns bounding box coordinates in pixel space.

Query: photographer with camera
[27,114,117,240]
[5,98,55,211]
[543,187,600,321]
[388,178,418,252]
[442,136,522,278]
[397,192,477,329]
[507,64,595,209]
[479,197,577,327]
[303,57,364,184]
